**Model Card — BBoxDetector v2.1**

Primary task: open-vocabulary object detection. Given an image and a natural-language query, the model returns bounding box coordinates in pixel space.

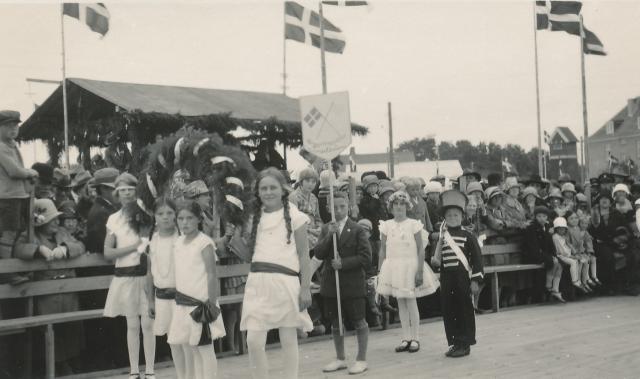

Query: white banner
[299,92,352,161]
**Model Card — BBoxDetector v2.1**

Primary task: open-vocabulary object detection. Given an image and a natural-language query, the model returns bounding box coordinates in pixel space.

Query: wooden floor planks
[97,296,640,379]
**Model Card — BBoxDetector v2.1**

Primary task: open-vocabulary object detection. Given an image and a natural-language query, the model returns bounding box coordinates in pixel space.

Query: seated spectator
[70,170,94,220]
[500,177,529,230]
[546,188,567,218]
[523,174,547,196]
[359,174,384,257]
[425,181,444,228]
[403,176,433,233]
[612,184,634,224]
[14,199,86,375]
[53,168,73,206]
[576,193,590,219]
[552,216,588,293]
[523,206,564,302]
[589,190,631,294]
[484,186,507,234]
[566,211,597,292]
[318,169,334,224]
[521,186,542,220]
[378,180,395,220]
[290,168,323,247]
[561,182,577,212]
[609,226,638,295]
[58,201,87,244]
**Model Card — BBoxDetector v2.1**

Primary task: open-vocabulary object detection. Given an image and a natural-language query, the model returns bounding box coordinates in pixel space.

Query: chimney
[628,98,638,117]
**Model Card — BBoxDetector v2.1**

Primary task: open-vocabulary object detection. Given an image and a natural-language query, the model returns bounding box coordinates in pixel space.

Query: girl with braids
[168,200,225,379]
[103,173,156,379]
[145,197,185,378]
[240,168,313,379]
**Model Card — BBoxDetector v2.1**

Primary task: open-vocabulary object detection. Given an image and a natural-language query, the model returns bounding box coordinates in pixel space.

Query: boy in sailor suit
[432,190,484,358]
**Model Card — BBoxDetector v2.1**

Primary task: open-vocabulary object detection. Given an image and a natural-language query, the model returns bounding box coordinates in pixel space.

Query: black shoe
[444,345,457,357]
[448,345,470,358]
[408,340,420,353]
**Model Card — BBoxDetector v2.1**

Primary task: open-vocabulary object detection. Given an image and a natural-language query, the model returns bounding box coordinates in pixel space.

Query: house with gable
[548,126,580,181]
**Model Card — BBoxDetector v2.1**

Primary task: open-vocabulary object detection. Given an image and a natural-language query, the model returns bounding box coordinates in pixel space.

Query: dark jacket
[523,221,556,267]
[358,193,383,241]
[86,197,118,253]
[589,207,627,244]
[313,218,372,298]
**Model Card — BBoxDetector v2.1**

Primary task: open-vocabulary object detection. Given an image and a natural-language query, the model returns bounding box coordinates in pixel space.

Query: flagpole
[319,1,328,94]
[282,2,288,95]
[388,102,395,177]
[318,1,343,336]
[533,1,543,177]
[579,15,590,182]
[60,4,70,168]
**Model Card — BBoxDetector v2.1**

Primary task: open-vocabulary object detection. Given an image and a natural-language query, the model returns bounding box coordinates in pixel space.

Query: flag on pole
[608,152,619,171]
[536,1,550,30]
[536,1,582,35]
[63,3,110,36]
[322,1,368,6]
[548,1,582,35]
[285,1,346,54]
[582,26,606,56]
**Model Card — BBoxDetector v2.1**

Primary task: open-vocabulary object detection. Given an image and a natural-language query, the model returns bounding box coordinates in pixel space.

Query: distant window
[606,121,614,135]
[552,143,563,151]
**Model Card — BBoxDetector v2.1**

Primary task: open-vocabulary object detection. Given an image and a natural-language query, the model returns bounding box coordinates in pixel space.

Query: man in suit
[85,168,119,254]
[313,191,372,375]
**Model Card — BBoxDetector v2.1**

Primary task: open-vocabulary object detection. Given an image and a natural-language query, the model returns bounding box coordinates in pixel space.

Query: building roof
[589,96,640,141]
[338,150,415,165]
[551,126,578,143]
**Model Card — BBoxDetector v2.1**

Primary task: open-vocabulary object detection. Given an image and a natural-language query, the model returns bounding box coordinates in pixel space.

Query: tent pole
[319,1,328,94]
[60,4,70,168]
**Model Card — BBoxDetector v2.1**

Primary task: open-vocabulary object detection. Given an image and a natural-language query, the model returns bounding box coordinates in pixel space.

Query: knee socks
[246,330,268,379]
[353,319,369,362]
[278,327,299,379]
[331,321,346,360]
[169,344,186,379]
[140,314,155,375]
[125,316,141,375]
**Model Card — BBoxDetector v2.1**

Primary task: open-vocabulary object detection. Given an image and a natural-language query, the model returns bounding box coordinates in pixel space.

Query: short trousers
[323,296,366,322]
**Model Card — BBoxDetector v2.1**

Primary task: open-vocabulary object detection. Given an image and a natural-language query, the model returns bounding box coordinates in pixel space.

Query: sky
[2,0,640,172]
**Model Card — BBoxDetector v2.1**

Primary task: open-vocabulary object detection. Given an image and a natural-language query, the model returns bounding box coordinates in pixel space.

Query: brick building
[588,97,640,177]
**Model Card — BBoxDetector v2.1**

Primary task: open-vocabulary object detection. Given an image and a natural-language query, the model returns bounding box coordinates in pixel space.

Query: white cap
[613,183,630,195]
[635,198,640,207]
[553,217,567,229]
[423,181,443,195]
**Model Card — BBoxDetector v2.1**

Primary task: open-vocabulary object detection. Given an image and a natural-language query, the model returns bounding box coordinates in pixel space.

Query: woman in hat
[103,173,156,379]
[521,186,543,220]
[561,183,578,212]
[290,167,323,248]
[359,174,385,260]
[546,187,567,218]
[612,184,634,223]
[484,187,507,236]
[14,198,86,374]
[500,177,529,230]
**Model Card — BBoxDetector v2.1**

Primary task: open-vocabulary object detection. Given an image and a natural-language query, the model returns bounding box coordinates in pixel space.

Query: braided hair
[248,168,293,254]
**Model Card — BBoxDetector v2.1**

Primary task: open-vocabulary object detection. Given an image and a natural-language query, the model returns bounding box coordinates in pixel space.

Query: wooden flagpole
[318,1,343,336]
[533,1,543,177]
[60,4,70,169]
[388,102,395,177]
[579,15,590,183]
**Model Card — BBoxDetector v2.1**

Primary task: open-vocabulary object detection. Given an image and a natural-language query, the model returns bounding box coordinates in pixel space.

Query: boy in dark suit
[314,191,372,375]
[432,190,484,358]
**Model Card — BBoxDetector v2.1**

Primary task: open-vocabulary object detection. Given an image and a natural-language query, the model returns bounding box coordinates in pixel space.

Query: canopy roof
[19,77,367,145]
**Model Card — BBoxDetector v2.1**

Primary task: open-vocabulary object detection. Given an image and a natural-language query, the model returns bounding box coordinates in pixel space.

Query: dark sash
[175,291,219,343]
[155,287,176,300]
[250,261,299,277]
[114,254,147,277]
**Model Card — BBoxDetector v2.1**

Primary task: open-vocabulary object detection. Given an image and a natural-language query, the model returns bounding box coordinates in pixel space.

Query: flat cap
[0,110,21,126]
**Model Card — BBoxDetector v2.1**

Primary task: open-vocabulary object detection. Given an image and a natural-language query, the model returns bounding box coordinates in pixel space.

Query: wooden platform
[95,296,640,378]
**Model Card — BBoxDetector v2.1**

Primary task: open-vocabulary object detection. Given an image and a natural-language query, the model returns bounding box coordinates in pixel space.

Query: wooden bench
[0,254,258,379]
[482,243,544,312]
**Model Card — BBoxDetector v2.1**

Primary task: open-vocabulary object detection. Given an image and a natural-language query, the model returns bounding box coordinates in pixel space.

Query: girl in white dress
[168,201,225,379]
[103,173,155,379]
[240,168,313,379]
[146,198,187,378]
[377,191,439,353]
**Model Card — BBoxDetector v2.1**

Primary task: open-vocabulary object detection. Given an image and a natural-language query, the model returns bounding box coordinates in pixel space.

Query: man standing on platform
[0,110,38,284]
[314,191,371,375]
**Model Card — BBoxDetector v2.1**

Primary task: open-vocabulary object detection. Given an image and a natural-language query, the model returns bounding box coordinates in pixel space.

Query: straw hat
[561,182,576,194]
[424,181,443,195]
[33,198,62,227]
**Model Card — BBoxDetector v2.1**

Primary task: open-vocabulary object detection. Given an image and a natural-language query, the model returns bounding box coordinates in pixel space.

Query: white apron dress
[376,218,440,298]
[167,233,225,346]
[103,210,150,317]
[150,231,178,336]
[240,205,313,332]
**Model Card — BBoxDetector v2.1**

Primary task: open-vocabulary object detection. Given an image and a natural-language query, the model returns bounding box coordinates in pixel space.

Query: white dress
[240,205,314,332]
[149,231,178,336]
[103,210,149,318]
[167,233,226,346]
[376,218,439,298]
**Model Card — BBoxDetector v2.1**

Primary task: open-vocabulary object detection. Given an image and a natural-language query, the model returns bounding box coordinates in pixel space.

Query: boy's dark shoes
[444,345,457,357]
[408,340,420,353]
[448,345,470,358]
[395,340,410,352]
[381,303,398,313]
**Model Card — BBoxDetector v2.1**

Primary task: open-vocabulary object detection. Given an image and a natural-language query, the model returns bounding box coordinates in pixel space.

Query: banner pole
[283,2,288,95]
[532,1,543,177]
[60,4,70,168]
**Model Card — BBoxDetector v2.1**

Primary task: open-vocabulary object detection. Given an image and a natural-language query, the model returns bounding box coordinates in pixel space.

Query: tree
[397,137,437,161]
